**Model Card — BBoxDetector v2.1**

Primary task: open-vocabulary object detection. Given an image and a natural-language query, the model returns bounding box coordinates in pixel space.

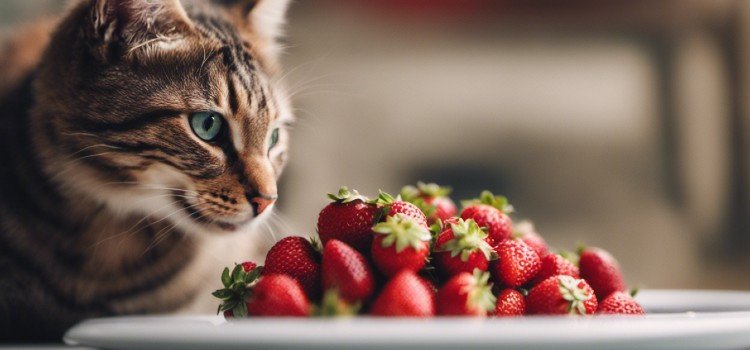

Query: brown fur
[0,0,293,342]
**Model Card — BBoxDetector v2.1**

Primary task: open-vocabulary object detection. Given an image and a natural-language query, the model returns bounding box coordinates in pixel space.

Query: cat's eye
[269,128,280,149]
[190,112,224,142]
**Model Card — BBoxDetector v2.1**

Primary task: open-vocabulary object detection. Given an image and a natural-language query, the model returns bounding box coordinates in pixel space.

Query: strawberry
[526,275,597,315]
[433,218,494,277]
[371,190,428,228]
[492,239,541,288]
[461,191,514,248]
[437,270,496,316]
[531,253,580,285]
[246,274,310,317]
[597,291,645,315]
[322,239,375,303]
[578,247,626,300]
[494,289,526,317]
[371,270,435,317]
[241,261,258,272]
[213,262,263,318]
[317,187,379,253]
[400,182,457,225]
[263,236,322,299]
[512,221,549,258]
[371,213,431,276]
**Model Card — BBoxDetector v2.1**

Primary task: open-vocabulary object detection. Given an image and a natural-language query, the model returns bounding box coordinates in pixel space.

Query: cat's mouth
[173,193,252,233]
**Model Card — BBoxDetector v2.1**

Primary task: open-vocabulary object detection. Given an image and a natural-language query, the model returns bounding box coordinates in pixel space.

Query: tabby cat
[0,0,293,342]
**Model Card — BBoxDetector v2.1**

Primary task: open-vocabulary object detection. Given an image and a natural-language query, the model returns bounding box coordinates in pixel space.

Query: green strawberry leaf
[212,289,234,300]
[231,264,244,283]
[411,197,436,218]
[220,267,232,288]
[327,186,369,204]
[244,266,263,284]
[461,191,514,213]
[558,275,593,316]
[399,185,420,202]
[219,299,239,313]
[468,270,496,314]
[370,190,399,206]
[372,214,431,253]
[436,218,493,262]
[416,182,452,197]
[232,302,248,318]
[312,290,360,317]
[558,250,580,267]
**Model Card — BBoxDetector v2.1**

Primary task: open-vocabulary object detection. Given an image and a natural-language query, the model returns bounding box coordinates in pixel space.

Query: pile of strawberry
[213,183,645,318]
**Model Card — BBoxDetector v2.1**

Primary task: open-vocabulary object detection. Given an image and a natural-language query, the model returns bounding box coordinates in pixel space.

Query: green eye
[269,128,280,149]
[190,112,224,142]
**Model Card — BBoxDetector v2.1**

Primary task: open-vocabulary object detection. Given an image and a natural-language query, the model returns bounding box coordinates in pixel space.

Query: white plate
[64,289,750,350]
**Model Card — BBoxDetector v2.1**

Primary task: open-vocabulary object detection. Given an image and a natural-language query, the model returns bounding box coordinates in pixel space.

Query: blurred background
[1,0,748,290]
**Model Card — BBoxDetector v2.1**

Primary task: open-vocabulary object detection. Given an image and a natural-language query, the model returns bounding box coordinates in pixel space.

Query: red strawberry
[434,218,494,277]
[531,253,580,285]
[437,270,496,316]
[371,214,431,276]
[494,289,526,317]
[246,274,310,317]
[579,247,626,301]
[317,187,379,253]
[400,182,457,225]
[527,275,597,315]
[322,239,375,303]
[241,261,257,272]
[512,221,549,258]
[372,190,428,228]
[461,191,514,248]
[213,262,263,318]
[492,239,541,288]
[371,270,435,317]
[263,236,321,299]
[597,291,645,315]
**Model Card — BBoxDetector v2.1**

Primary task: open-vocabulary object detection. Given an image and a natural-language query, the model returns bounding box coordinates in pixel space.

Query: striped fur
[0,0,292,342]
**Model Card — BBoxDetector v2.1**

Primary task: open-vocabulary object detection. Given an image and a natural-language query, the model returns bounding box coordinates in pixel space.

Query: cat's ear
[221,0,292,55]
[87,0,194,57]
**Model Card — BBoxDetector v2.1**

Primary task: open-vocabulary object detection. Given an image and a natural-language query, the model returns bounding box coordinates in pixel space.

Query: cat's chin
[168,210,262,237]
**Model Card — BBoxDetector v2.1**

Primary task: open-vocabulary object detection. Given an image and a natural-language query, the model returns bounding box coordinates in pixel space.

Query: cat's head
[33,0,293,235]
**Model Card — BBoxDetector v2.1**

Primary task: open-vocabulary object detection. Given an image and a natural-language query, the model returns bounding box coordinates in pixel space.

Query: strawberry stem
[372,214,431,253]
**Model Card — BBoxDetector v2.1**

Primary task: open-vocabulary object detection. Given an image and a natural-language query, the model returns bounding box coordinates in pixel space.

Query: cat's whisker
[286,81,352,100]
[49,151,121,183]
[281,63,344,89]
[89,197,188,249]
[60,131,102,139]
[269,210,295,235]
[292,88,362,100]
[112,199,207,249]
[141,221,181,257]
[284,73,353,98]
[92,181,199,195]
[290,107,323,126]
[287,85,355,101]
[259,217,278,246]
[69,144,123,157]
[130,200,205,239]
[275,55,332,87]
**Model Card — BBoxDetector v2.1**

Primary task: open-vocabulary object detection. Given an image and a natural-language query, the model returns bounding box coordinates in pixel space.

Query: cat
[0,0,293,342]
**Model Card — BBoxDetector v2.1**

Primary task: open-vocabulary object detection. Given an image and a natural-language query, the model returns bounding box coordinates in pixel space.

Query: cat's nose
[247,191,277,216]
